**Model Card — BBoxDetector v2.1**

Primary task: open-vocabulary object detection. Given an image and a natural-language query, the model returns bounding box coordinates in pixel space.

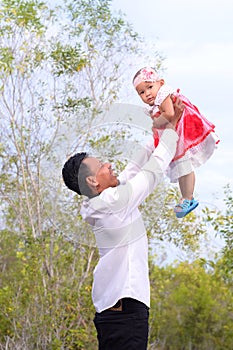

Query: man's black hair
[62,152,94,197]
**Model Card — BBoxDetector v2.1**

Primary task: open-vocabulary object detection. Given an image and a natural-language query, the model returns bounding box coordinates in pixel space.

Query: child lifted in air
[133,67,219,218]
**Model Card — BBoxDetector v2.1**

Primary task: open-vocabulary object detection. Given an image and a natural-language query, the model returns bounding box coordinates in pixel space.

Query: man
[62,98,183,349]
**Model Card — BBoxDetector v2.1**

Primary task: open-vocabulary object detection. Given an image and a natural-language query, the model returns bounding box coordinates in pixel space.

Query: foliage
[0,0,232,349]
[0,0,142,348]
[204,185,233,280]
[142,185,207,252]
[149,259,233,350]
[0,229,98,349]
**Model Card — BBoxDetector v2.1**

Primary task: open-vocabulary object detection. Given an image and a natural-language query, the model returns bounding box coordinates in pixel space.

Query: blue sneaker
[174,198,199,218]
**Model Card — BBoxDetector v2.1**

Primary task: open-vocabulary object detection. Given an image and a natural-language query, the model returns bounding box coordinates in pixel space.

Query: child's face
[136,80,164,106]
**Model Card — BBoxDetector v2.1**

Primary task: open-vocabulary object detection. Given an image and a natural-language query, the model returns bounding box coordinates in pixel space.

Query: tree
[149,260,233,350]
[205,185,233,281]
[1,1,231,349]
[0,0,150,348]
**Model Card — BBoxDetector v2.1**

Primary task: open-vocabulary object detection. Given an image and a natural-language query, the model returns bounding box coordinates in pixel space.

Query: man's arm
[152,94,183,129]
[141,128,178,184]
[100,97,183,214]
[99,128,178,219]
[117,136,155,184]
[118,95,184,184]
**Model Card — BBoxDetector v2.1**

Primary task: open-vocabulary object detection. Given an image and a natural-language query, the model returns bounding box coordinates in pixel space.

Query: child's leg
[178,171,195,200]
[168,156,199,217]
[174,171,199,218]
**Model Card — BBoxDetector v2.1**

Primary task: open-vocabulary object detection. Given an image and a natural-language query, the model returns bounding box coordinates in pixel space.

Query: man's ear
[86,175,98,188]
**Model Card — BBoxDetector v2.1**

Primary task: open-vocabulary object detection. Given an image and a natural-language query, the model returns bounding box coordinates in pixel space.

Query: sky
[111,0,233,212]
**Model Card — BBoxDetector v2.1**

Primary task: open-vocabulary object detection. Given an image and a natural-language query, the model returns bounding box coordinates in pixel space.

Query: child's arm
[152,95,176,129]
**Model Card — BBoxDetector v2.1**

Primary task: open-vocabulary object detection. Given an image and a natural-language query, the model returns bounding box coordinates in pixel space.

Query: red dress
[173,91,218,161]
[151,86,219,162]
[150,85,219,182]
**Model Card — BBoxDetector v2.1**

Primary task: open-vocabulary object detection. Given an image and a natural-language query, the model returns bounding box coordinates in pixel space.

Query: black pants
[93,298,149,350]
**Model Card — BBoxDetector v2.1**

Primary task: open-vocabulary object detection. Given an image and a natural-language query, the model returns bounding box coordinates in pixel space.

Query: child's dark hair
[132,67,145,84]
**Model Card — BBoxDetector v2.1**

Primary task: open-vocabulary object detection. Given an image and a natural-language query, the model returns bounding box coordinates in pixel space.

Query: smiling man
[62,98,183,350]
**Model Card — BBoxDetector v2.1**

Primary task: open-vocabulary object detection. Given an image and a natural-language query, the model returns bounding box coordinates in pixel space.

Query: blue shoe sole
[175,200,199,218]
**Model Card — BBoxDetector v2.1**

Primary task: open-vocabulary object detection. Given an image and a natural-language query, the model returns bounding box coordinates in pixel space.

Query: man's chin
[112,178,119,187]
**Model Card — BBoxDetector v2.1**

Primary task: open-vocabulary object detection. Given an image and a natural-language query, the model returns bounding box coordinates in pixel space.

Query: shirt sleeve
[143,128,178,173]
[117,136,155,184]
[101,129,178,218]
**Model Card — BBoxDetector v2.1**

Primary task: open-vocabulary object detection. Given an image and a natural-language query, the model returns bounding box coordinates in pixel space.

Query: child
[133,67,219,218]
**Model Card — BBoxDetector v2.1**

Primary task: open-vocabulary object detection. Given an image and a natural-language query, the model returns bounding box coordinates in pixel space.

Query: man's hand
[153,95,185,131]
[169,95,184,128]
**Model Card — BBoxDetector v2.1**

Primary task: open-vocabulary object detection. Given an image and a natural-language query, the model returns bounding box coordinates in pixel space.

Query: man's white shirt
[80,129,178,312]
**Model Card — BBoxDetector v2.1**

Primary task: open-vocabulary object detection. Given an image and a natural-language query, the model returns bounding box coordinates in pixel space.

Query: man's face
[83,157,118,193]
